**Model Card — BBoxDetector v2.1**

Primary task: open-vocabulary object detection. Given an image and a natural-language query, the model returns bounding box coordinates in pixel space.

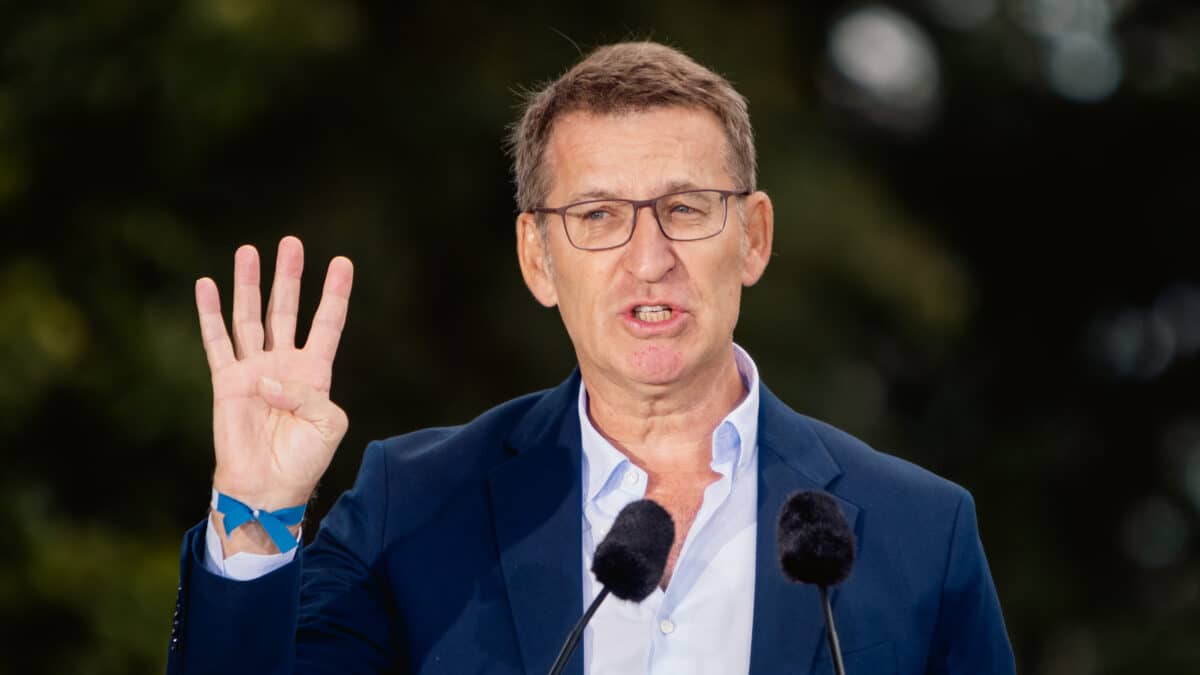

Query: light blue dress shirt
[205,345,762,674]
[578,344,760,675]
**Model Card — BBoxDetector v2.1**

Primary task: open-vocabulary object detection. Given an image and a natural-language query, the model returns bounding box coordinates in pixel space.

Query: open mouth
[632,305,673,323]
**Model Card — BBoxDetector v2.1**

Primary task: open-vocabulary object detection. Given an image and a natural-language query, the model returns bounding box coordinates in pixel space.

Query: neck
[581,348,747,473]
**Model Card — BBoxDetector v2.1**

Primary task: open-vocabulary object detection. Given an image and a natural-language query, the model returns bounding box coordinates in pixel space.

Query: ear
[516,212,558,307]
[740,191,774,287]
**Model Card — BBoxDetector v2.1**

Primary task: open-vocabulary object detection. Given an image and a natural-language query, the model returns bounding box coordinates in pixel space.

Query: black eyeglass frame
[529,188,752,251]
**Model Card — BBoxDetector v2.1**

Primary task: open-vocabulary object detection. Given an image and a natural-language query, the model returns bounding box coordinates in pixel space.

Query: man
[170,42,1015,674]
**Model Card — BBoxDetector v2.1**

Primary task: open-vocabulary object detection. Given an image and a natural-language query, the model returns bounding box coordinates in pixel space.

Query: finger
[305,256,354,365]
[257,376,350,442]
[195,277,235,370]
[265,236,304,351]
[231,245,265,358]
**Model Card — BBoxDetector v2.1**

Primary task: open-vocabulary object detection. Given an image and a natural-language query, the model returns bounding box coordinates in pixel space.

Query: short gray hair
[507,41,757,215]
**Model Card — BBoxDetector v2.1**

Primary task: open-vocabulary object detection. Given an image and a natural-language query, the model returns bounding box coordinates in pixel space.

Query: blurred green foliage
[1,1,1197,673]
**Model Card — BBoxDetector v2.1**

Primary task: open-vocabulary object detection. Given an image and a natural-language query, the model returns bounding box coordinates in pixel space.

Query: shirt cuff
[204,503,300,581]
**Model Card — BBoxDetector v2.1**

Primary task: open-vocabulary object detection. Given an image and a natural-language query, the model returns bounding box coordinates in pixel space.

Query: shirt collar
[578,343,761,504]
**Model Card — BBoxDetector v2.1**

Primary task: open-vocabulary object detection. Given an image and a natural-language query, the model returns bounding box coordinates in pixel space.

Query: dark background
[1,1,1197,673]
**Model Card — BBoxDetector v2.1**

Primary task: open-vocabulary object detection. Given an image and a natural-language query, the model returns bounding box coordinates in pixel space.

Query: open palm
[195,237,354,511]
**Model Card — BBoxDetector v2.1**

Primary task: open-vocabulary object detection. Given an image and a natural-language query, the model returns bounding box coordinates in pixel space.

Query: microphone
[778,490,856,675]
[547,499,674,675]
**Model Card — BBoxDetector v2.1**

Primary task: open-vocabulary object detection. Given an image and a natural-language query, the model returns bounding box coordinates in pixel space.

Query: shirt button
[624,471,640,486]
[659,619,675,635]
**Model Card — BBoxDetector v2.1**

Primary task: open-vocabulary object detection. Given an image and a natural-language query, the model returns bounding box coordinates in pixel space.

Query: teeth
[633,306,672,323]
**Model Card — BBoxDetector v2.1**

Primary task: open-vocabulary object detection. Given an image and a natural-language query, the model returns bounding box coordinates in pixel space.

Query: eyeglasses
[530,188,751,251]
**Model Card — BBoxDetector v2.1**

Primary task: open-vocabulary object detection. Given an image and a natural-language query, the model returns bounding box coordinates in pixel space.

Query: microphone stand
[547,587,610,675]
[819,586,846,675]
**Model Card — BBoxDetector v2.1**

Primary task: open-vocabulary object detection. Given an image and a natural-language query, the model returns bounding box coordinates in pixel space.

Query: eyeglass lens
[562,190,728,250]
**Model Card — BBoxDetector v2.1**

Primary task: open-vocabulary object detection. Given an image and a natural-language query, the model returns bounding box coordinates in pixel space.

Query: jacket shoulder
[373,388,548,463]
[802,414,970,511]
[359,388,554,531]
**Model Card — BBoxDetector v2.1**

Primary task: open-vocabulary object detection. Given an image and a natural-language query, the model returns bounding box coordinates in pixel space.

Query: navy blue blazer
[167,371,1015,674]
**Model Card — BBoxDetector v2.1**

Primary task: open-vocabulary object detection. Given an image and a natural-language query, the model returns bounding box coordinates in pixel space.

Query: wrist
[209,488,306,556]
[211,475,312,512]
[209,509,302,557]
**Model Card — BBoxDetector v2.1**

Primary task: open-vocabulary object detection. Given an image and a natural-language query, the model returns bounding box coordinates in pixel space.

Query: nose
[622,204,676,282]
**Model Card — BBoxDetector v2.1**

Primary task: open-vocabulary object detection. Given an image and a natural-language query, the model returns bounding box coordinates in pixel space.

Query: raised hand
[195,236,353,553]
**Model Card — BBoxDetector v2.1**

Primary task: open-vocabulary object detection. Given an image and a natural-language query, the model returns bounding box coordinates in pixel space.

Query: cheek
[554,267,607,340]
[705,249,745,316]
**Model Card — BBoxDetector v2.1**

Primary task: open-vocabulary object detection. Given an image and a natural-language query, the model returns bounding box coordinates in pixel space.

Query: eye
[664,198,709,217]
[583,209,612,221]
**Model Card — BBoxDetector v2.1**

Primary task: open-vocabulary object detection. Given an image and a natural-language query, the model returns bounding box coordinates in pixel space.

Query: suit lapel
[490,372,586,675]
[750,385,861,674]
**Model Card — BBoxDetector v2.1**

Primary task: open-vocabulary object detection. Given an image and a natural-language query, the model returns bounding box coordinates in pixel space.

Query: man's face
[517,106,773,393]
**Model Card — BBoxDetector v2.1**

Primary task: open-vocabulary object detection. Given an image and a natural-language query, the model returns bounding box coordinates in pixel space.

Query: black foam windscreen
[777,490,856,587]
[591,499,675,602]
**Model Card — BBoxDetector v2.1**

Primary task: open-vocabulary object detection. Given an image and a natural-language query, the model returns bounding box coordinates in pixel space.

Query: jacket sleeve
[167,442,401,675]
[926,492,1016,675]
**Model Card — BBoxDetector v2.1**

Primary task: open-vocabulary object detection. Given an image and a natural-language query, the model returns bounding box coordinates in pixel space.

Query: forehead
[544,107,730,202]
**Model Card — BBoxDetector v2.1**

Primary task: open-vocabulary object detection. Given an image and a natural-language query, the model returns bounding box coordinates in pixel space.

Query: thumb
[257,376,349,439]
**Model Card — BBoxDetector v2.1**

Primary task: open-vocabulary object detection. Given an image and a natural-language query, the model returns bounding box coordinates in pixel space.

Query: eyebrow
[566,180,703,203]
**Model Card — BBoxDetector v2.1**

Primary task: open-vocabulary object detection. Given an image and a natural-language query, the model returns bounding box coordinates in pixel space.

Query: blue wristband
[213,491,306,553]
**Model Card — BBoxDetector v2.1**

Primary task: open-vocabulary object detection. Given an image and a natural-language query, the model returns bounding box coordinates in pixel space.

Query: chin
[621,343,687,385]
